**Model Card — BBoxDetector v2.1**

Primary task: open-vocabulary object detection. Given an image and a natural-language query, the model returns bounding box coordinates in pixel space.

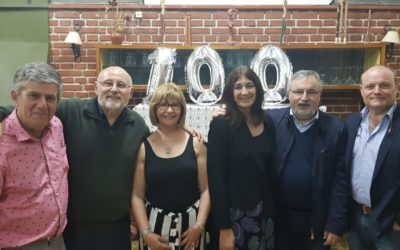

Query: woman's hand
[181,223,203,250]
[143,232,171,250]
[219,228,235,250]
[130,221,138,239]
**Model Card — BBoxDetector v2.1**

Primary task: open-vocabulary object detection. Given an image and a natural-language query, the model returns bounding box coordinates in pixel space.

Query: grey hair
[13,62,63,101]
[288,70,322,91]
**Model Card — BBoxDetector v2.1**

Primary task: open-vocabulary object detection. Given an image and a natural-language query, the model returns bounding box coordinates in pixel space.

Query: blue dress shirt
[351,104,396,207]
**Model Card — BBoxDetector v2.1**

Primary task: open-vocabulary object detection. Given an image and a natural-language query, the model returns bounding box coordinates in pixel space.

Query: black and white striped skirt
[139,200,208,250]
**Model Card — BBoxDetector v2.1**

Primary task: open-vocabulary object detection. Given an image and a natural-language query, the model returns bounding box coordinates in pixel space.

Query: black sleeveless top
[144,136,199,212]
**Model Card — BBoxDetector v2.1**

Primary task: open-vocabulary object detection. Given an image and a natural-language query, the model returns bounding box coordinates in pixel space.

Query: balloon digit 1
[143,47,177,104]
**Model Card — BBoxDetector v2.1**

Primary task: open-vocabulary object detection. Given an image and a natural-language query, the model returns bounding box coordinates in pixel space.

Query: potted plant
[105,0,130,44]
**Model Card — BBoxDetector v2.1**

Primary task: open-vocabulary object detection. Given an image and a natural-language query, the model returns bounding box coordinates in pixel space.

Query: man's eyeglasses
[157,103,181,111]
[97,80,131,90]
[290,89,320,97]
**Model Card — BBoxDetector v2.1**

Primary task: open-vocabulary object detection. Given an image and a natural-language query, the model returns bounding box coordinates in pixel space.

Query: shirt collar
[96,99,105,117]
[9,110,51,142]
[360,103,397,122]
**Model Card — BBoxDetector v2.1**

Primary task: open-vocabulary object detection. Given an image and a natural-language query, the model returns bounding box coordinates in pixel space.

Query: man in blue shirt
[345,65,400,250]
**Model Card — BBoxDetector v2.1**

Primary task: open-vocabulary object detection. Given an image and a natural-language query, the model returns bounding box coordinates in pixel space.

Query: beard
[293,105,316,122]
[293,110,314,121]
[98,97,125,114]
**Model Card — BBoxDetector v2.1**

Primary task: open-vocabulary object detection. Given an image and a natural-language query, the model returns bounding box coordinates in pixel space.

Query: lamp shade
[64,31,82,45]
[382,30,400,44]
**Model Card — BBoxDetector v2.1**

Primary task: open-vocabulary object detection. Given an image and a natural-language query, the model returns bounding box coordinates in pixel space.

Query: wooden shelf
[322,85,360,91]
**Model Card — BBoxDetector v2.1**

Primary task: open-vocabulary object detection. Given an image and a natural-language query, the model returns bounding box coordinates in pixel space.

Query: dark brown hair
[222,66,264,127]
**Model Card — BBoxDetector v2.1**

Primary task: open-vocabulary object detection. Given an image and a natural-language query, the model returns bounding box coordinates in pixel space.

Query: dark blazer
[345,105,400,238]
[207,115,276,229]
[268,107,349,237]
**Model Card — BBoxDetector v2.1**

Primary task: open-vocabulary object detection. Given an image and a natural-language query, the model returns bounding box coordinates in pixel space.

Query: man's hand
[0,105,14,140]
[183,126,204,142]
[211,107,226,119]
[323,231,340,246]
[393,222,400,231]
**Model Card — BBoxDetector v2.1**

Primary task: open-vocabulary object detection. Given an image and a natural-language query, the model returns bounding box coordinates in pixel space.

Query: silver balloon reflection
[143,47,176,103]
[251,45,292,104]
[186,46,225,106]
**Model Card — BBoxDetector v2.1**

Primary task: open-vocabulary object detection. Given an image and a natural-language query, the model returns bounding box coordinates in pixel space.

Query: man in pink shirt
[0,62,68,250]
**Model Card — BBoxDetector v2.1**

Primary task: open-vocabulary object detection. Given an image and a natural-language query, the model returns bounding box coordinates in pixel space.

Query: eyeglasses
[158,103,181,111]
[290,89,320,97]
[97,80,131,90]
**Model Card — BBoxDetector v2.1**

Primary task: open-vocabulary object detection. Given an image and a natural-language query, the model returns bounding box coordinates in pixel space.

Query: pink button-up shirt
[0,111,69,248]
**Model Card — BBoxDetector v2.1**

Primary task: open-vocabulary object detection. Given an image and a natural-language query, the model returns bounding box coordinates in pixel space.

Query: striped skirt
[139,200,208,250]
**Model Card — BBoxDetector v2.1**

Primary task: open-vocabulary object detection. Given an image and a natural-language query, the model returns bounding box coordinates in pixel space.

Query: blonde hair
[149,83,187,127]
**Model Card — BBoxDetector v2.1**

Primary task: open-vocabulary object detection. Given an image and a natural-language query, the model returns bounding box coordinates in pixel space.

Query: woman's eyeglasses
[157,103,181,111]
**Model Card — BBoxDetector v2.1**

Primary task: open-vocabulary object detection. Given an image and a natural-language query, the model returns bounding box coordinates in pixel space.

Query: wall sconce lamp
[64,23,82,61]
[381,25,400,59]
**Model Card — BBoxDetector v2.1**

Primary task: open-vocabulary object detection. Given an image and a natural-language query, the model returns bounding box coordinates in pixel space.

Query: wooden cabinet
[96,44,385,91]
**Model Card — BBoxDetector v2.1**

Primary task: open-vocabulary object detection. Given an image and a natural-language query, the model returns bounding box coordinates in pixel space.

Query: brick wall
[48,4,400,119]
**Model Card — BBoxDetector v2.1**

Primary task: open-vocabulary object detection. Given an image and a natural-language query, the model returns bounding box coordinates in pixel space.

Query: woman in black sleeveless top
[132,83,210,250]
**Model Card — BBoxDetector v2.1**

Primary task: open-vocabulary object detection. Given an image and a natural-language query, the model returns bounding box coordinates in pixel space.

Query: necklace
[156,129,174,154]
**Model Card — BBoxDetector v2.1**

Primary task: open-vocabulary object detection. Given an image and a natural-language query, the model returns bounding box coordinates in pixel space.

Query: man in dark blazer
[268,70,349,250]
[345,65,400,249]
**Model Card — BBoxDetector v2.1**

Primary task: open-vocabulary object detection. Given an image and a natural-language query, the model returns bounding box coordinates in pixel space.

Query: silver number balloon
[251,45,292,103]
[186,46,225,106]
[143,47,176,103]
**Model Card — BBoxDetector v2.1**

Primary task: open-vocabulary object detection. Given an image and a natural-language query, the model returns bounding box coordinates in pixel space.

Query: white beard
[99,98,125,113]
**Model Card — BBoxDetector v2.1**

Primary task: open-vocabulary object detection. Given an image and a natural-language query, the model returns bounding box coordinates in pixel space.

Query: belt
[354,202,372,215]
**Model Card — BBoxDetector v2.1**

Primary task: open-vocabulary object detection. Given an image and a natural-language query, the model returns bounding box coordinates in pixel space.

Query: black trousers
[63,218,131,250]
[276,207,328,250]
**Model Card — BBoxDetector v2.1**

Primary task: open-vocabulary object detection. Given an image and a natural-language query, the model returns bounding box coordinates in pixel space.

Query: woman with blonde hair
[132,83,210,250]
